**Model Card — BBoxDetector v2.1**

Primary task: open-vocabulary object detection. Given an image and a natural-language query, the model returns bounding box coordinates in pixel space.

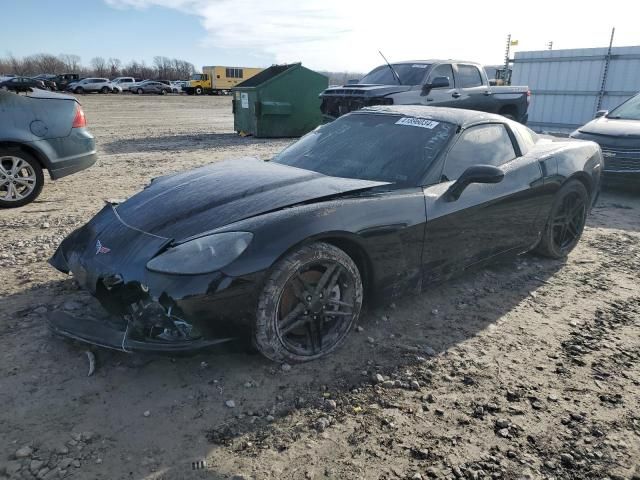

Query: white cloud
[105,0,640,72]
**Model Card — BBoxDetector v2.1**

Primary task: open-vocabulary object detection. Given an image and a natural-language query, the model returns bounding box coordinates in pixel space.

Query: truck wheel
[195,87,203,95]
[253,242,363,363]
[0,150,45,208]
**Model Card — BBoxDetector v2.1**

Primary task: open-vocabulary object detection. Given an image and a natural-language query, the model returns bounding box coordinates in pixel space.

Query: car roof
[384,60,481,66]
[354,105,505,127]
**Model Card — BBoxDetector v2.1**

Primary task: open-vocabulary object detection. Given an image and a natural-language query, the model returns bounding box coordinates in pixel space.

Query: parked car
[52,73,80,91]
[111,76,136,88]
[132,81,171,95]
[48,106,601,361]
[0,89,96,207]
[570,92,640,184]
[32,74,58,90]
[169,81,184,93]
[0,76,46,92]
[66,78,113,94]
[320,60,530,123]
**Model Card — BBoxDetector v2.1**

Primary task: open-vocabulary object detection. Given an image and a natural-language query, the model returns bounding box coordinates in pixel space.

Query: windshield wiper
[378,50,402,85]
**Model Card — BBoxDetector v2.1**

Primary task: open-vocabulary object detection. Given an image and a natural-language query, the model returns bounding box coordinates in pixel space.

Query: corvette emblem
[95,240,111,255]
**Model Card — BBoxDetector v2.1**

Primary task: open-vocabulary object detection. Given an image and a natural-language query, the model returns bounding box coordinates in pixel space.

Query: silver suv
[66,78,113,94]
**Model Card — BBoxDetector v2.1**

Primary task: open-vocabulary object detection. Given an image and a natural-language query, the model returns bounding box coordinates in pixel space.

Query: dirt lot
[1,94,639,480]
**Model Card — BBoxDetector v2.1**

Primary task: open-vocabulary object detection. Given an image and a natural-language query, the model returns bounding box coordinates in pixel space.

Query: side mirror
[444,165,504,202]
[423,76,450,92]
[595,110,608,118]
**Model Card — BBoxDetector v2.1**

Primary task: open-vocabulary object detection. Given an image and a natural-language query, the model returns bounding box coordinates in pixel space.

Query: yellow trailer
[185,66,263,95]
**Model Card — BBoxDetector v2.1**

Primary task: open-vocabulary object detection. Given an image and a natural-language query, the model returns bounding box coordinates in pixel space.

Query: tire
[195,87,203,95]
[254,242,363,363]
[137,88,144,95]
[100,86,109,94]
[159,89,167,95]
[74,87,84,94]
[0,149,45,208]
[535,180,589,259]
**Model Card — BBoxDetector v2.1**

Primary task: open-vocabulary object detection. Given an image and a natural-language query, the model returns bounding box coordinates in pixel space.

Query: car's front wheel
[74,87,84,94]
[100,86,109,94]
[137,88,144,95]
[0,150,44,208]
[535,180,589,258]
[254,242,363,362]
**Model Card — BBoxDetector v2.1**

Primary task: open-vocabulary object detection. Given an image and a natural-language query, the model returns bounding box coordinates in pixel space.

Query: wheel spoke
[324,310,353,317]
[279,303,307,335]
[306,319,323,354]
[313,263,337,295]
[326,298,354,308]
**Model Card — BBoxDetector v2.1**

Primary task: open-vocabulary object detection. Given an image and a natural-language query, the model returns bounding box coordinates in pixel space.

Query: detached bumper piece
[47,310,234,354]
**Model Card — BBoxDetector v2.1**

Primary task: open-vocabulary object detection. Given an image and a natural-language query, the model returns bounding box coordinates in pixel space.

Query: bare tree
[59,54,81,73]
[108,57,122,78]
[90,57,108,77]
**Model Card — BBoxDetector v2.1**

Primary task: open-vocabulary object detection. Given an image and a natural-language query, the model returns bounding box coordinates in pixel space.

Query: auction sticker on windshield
[395,117,440,129]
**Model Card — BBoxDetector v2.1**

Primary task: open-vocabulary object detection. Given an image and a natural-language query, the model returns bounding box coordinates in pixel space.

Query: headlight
[146,232,253,275]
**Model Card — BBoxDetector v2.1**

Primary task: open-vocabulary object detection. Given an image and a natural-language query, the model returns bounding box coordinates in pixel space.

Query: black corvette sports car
[49,106,602,362]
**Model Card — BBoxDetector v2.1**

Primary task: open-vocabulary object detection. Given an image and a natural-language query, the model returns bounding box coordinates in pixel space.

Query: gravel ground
[0,94,639,480]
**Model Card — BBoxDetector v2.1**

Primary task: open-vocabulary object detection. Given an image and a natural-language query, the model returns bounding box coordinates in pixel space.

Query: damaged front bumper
[48,310,234,353]
[48,204,264,353]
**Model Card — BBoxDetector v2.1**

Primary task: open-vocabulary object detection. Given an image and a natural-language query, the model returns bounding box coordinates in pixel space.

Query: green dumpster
[232,63,328,138]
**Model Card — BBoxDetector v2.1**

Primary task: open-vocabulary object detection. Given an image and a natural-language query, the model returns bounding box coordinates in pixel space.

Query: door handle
[452,92,461,98]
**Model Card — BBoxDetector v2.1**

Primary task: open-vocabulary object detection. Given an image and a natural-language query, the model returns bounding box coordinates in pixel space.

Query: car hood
[321,84,412,98]
[115,157,387,240]
[578,117,640,138]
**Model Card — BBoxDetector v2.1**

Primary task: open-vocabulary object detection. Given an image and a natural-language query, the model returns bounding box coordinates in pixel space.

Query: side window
[427,64,454,87]
[443,124,516,180]
[456,64,483,88]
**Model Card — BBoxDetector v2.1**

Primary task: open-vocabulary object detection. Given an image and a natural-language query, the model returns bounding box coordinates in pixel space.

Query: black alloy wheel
[254,242,363,362]
[535,180,589,258]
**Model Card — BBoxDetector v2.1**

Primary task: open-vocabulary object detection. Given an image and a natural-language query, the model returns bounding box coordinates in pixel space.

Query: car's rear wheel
[0,150,44,208]
[535,180,589,258]
[100,86,109,94]
[159,89,167,95]
[254,242,363,362]
[74,87,84,94]
[137,88,144,94]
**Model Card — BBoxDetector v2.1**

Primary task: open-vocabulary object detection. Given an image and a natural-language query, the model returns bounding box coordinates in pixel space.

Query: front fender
[219,189,427,300]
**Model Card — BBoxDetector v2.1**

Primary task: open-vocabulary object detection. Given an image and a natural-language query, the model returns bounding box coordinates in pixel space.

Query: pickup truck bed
[320,60,530,124]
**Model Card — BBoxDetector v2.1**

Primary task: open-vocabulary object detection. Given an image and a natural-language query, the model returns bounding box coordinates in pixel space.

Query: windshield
[191,74,205,81]
[272,113,456,185]
[608,94,640,120]
[359,63,431,85]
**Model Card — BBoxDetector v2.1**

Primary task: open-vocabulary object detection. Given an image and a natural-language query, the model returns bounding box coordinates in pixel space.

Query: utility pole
[597,27,615,111]
[503,34,511,83]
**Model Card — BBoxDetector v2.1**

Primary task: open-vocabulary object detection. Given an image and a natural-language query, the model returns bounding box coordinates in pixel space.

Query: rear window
[511,122,539,154]
[456,65,483,88]
[273,113,456,185]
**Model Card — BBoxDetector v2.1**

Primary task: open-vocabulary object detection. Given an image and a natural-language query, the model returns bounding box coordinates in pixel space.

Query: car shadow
[102,133,294,155]
[0,252,566,479]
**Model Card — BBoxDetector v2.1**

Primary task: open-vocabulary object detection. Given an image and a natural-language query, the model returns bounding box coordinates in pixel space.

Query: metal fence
[511,46,640,132]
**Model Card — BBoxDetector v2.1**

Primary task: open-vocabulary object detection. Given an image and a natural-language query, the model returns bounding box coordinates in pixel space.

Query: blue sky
[2,0,639,73]
[1,0,275,70]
